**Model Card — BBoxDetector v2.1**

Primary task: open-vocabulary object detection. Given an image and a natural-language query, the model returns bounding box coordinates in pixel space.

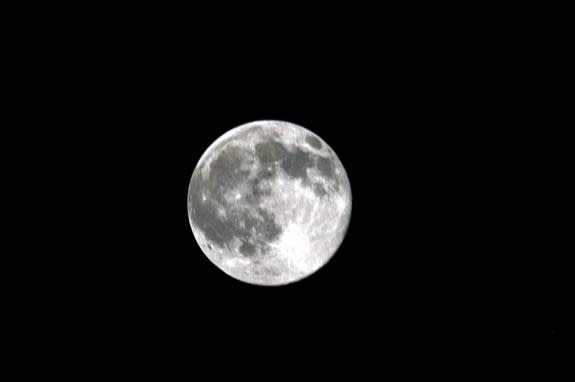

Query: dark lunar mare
[255,138,340,196]
[313,183,328,197]
[280,147,315,180]
[189,145,283,257]
[305,134,322,149]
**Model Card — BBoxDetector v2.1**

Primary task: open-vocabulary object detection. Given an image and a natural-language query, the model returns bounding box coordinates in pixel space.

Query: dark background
[17,4,561,374]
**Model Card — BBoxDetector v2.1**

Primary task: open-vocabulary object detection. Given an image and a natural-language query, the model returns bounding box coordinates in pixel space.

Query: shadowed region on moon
[188,120,351,286]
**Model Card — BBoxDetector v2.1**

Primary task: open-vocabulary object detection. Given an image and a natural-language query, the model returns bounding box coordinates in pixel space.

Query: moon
[187,120,351,286]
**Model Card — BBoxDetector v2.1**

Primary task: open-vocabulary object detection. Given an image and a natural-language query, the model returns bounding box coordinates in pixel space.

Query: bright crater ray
[187,120,352,286]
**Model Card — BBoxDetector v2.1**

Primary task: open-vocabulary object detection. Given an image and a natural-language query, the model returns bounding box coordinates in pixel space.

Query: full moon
[187,120,351,286]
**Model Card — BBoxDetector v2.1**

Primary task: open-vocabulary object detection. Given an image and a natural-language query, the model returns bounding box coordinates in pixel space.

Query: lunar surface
[187,120,351,286]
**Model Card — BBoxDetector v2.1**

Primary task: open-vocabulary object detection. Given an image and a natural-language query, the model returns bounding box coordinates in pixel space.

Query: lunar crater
[305,134,323,149]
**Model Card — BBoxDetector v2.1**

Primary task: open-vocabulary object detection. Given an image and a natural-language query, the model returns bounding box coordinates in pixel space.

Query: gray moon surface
[187,120,352,286]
